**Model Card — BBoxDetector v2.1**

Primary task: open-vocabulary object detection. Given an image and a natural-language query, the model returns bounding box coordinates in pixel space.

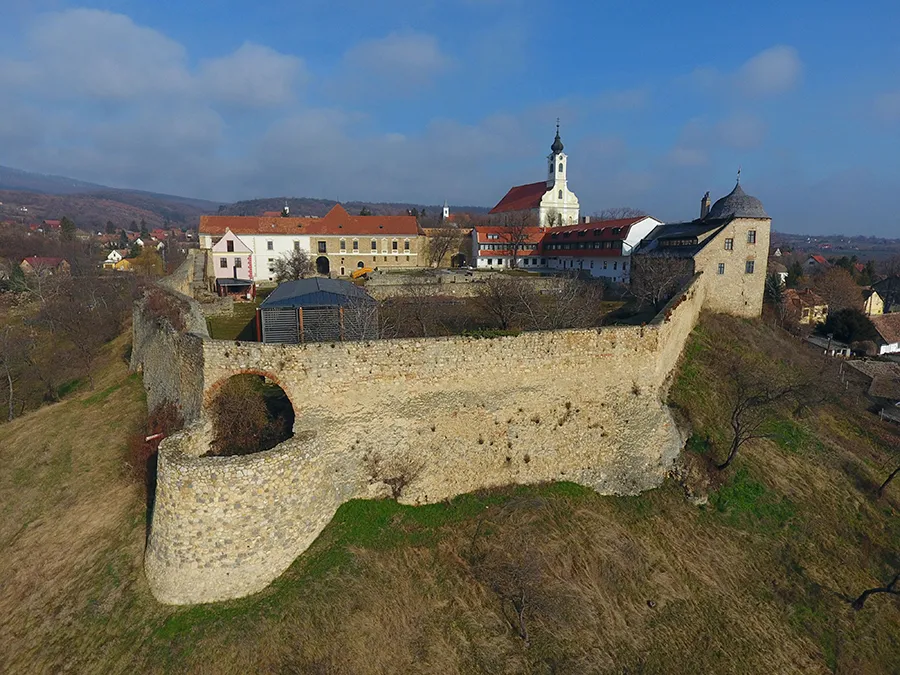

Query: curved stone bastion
[137,276,706,605]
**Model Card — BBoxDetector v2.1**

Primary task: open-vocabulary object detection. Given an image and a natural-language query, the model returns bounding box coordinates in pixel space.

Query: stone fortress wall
[134,258,712,605]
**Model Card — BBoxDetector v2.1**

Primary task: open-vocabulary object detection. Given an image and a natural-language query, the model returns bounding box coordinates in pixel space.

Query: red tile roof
[783,288,827,309]
[871,313,900,345]
[262,211,283,217]
[473,217,646,259]
[474,225,544,245]
[809,254,829,266]
[200,203,421,237]
[489,181,548,214]
[22,256,65,268]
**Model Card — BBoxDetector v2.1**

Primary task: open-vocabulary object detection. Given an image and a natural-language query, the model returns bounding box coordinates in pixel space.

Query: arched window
[558,163,563,173]
[558,190,563,199]
[339,238,346,252]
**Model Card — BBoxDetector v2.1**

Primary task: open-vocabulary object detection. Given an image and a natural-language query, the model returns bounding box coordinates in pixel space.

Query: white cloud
[199,43,307,107]
[736,46,802,97]
[680,45,802,99]
[21,9,191,100]
[0,9,303,108]
[340,32,451,92]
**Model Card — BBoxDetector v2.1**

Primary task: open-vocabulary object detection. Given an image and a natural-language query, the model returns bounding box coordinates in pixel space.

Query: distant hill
[216,197,490,218]
[0,165,491,232]
[0,166,220,231]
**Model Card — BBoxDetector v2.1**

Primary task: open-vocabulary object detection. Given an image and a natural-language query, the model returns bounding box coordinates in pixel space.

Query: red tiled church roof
[489,181,548,214]
[200,204,421,237]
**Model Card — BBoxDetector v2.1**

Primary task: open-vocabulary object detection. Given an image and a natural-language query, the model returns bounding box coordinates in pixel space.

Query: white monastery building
[489,123,581,228]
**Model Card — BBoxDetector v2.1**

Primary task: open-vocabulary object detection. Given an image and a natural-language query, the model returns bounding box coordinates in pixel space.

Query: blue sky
[1,0,899,234]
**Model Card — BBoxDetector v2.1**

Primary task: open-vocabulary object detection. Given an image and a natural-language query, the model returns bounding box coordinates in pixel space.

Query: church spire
[551,118,564,154]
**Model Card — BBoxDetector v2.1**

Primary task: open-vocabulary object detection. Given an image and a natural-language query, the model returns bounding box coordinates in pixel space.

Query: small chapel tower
[547,120,567,189]
[442,200,450,221]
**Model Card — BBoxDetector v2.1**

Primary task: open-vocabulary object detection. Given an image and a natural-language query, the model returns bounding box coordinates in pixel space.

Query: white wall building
[489,124,580,228]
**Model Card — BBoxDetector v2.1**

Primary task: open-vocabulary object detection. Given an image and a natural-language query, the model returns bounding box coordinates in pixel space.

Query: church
[489,124,580,227]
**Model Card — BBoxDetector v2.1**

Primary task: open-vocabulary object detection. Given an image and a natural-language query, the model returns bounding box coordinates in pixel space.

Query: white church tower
[539,121,579,227]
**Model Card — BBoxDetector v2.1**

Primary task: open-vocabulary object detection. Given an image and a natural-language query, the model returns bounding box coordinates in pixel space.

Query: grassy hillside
[1,313,899,673]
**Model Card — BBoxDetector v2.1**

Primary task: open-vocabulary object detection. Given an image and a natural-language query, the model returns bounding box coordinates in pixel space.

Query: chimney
[700,191,711,219]
[582,216,590,224]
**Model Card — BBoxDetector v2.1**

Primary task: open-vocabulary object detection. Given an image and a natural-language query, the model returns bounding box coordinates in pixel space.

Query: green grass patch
[57,378,86,398]
[206,302,260,340]
[708,467,797,532]
[764,417,814,454]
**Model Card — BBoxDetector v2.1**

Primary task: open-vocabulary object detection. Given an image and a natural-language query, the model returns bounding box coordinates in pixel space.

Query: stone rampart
[139,274,707,605]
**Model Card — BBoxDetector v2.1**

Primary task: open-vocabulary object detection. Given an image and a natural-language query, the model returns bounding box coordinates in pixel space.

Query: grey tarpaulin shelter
[257,278,377,344]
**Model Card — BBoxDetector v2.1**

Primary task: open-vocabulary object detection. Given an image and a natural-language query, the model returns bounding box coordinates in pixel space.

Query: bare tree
[425,227,464,267]
[878,462,900,496]
[716,352,806,470]
[851,571,900,610]
[593,207,647,220]
[879,254,900,279]
[490,212,539,269]
[341,295,386,340]
[273,249,313,283]
[811,267,863,313]
[474,276,533,330]
[131,246,165,277]
[0,325,29,421]
[630,254,694,312]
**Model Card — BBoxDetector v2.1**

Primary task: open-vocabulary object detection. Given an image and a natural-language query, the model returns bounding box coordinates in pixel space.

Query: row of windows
[264,239,412,252]
[545,241,622,251]
[716,261,756,275]
[220,257,242,268]
[549,227,622,238]
[479,243,538,251]
[481,258,628,272]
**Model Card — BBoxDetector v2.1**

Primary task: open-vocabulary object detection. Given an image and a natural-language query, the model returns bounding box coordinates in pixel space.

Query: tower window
[558,190,563,199]
[558,163,563,173]
[745,260,755,274]
[747,230,757,244]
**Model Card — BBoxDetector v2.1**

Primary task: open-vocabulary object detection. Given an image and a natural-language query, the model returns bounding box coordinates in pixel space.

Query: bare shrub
[125,400,184,490]
[364,451,424,499]
[145,288,188,331]
[630,254,694,312]
[209,375,293,456]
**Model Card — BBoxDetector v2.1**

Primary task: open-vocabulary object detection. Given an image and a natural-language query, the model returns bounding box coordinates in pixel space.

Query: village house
[805,254,830,273]
[199,204,424,285]
[769,260,789,285]
[19,256,70,276]
[863,288,885,316]
[870,313,900,355]
[872,276,900,313]
[783,288,829,325]
[489,123,580,228]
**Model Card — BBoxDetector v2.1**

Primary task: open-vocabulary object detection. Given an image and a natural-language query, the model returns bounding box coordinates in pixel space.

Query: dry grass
[1,313,899,673]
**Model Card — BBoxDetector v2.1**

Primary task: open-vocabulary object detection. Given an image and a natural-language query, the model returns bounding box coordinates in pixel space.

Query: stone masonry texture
[132,271,721,605]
